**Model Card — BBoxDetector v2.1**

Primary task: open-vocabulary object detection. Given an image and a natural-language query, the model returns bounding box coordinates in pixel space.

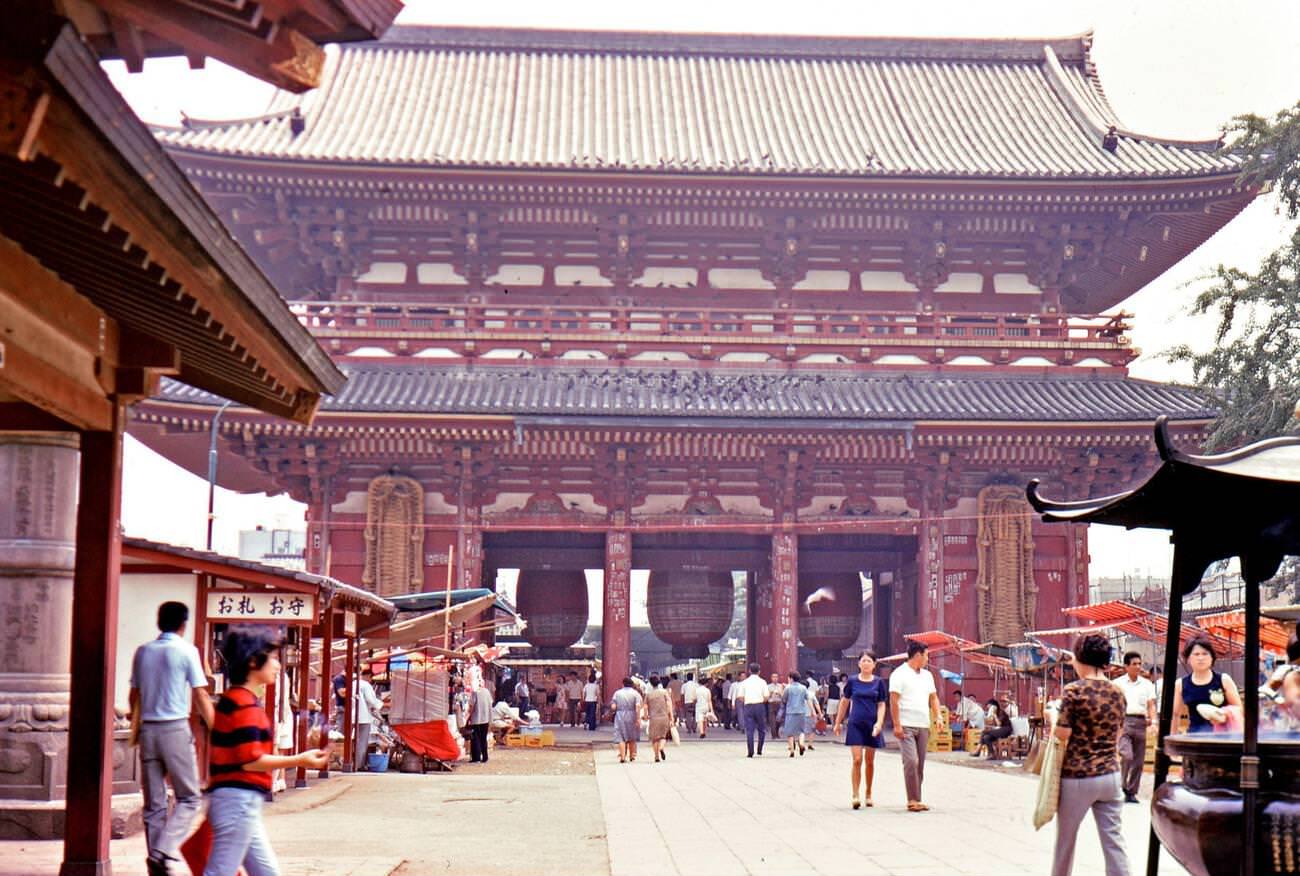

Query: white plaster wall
[860,271,918,293]
[116,573,199,712]
[356,261,407,283]
[555,265,613,287]
[631,267,698,287]
[486,265,544,286]
[707,268,773,289]
[994,273,1041,294]
[935,272,983,293]
[417,262,468,285]
[794,270,850,291]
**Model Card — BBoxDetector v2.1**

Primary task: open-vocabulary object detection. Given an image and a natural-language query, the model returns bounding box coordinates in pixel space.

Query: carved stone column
[601,531,631,705]
[0,432,79,834]
[769,532,798,677]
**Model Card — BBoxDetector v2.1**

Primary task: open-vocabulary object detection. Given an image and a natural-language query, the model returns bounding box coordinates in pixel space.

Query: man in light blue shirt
[129,601,212,876]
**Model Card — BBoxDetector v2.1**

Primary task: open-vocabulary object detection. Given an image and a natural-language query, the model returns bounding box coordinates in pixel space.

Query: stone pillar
[0,432,79,838]
[601,531,631,705]
[770,532,798,677]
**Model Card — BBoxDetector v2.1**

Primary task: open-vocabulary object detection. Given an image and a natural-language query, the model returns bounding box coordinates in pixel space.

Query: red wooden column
[769,532,798,677]
[316,607,333,779]
[751,567,774,671]
[341,632,355,772]
[60,405,124,876]
[601,530,631,705]
[294,626,312,788]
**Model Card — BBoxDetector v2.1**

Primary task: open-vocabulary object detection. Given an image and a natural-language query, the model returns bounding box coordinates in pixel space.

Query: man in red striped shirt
[205,628,327,876]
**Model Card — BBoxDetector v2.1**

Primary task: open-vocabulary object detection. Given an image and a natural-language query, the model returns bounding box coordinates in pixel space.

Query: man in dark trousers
[130,602,214,876]
[468,684,493,763]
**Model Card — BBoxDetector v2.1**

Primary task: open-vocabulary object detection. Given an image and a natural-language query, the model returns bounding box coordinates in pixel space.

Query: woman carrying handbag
[1045,633,1131,876]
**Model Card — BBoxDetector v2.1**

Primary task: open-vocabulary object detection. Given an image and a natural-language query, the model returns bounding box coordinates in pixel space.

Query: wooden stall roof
[121,536,394,620]
[363,593,505,650]
[1195,609,1291,657]
[62,0,403,92]
[0,19,343,427]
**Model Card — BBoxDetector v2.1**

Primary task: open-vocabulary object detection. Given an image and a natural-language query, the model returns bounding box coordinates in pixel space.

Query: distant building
[238,526,307,570]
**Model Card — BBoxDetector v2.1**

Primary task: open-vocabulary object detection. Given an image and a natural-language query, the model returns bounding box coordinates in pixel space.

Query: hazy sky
[112,0,1300,582]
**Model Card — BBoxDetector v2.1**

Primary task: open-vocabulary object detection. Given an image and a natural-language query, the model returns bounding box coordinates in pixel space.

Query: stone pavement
[0,727,1191,875]
[594,729,1189,876]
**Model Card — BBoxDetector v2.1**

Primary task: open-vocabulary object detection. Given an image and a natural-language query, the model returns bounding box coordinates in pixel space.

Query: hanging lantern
[516,570,588,654]
[799,574,862,659]
[647,569,733,659]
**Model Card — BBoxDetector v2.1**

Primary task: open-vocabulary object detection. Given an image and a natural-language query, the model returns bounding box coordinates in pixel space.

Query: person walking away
[767,673,785,739]
[974,699,1013,758]
[566,673,584,727]
[1113,652,1156,802]
[889,641,940,812]
[583,671,601,730]
[351,668,383,771]
[781,671,810,757]
[668,672,684,725]
[1172,637,1241,733]
[739,663,770,757]
[681,672,698,735]
[131,601,213,876]
[1051,634,1131,876]
[695,678,716,738]
[611,677,644,763]
[730,671,748,732]
[468,684,492,763]
[834,650,888,809]
[205,627,329,876]
[646,676,675,762]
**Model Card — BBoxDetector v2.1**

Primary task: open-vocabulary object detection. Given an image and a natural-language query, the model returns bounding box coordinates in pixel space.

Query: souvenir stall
[1029,417,1300,876]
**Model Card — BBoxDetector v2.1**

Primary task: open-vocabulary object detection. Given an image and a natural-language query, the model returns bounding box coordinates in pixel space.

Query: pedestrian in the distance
[611,677,644,763]
[834,650,887,809]
[351,668,383,770]
[583,671,601,730]
[695,677,716,738]
[646,675,675,762]
[781,671,810,757]
[888,641,940,812]
[802,674,822,749]
[1051,633,1131,876]
[681,672,698,735]
[468,683,492,763]
[739,662,770,757]
[767,673,785,739]
[205,626,328,876]
[131,601,213,876]
[565,672,583,727]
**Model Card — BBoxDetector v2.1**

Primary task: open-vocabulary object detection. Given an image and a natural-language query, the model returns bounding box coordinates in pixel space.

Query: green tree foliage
[1167,102,1300,450]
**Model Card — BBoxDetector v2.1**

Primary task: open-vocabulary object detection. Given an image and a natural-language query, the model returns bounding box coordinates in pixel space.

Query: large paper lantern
[647,570,733,659]
[516,570,588,653]
[799,574,862,658]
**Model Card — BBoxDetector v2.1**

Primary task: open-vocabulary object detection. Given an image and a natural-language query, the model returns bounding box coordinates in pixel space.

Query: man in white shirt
[721,674,735,729]
[565,674,584,726]
[131,601,213,876]
[889,642,940,812]
[767,673,786,739]
[739,663,771,757]
[353,668,384,770]
[681,672,699,734]
[514,676,532,715]
[1113,651,1157,803]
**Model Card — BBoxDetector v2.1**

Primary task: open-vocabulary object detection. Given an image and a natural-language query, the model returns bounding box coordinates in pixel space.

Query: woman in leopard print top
[1050,633,1130,876]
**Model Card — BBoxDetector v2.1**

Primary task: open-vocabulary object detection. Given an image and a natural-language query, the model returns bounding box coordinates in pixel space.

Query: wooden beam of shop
[92,0,324,92]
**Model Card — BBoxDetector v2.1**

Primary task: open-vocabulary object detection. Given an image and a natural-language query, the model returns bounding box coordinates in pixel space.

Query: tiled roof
[153,365,1216,423]
[154,26,1234,180]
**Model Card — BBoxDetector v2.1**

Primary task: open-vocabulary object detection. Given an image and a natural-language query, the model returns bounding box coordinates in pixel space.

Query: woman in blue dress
[833,650,887,809]
[610,677,645,763]
[1172,636,1241,733]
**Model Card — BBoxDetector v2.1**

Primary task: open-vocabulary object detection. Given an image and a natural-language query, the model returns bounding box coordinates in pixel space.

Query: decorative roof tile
[155,26,1235,180]
[153,365,1217,423]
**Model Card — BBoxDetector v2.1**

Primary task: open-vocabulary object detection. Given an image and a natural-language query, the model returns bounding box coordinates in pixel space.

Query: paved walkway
[0,727,1190,875]
[594,729,1189,876]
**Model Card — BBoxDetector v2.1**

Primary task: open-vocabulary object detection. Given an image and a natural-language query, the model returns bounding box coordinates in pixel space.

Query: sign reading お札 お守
[206,590,317,623]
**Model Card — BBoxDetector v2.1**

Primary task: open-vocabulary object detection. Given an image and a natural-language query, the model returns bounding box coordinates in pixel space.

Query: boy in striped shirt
[206,628,327,876]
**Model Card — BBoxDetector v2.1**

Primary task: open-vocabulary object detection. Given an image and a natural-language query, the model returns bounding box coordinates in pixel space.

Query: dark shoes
[1124,793,1139,804]
[146,857,171,876]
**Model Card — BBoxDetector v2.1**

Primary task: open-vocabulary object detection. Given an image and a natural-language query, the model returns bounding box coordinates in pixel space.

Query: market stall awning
[364,593,504,650]
[879,630,980,663]
[1054,599,1242,658]
[1195,609,1291,656]
[959,643,1014,671]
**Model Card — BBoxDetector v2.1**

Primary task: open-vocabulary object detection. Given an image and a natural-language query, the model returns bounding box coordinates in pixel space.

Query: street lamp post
[206,400,233,551]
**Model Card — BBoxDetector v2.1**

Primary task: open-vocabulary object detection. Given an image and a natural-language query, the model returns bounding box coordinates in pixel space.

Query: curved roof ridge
[373,23,1098,63]
[1042,43,1221,152]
